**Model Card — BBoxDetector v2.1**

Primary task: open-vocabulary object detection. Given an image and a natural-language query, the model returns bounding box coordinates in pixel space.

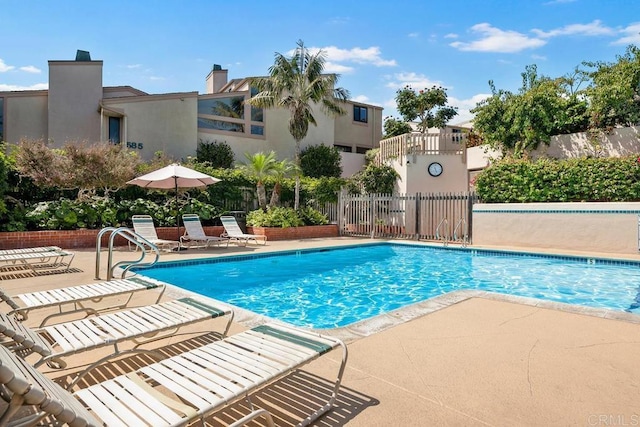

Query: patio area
[2,238,639,426]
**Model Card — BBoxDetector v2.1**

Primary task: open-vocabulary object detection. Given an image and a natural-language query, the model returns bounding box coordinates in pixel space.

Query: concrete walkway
[1,239,639,426]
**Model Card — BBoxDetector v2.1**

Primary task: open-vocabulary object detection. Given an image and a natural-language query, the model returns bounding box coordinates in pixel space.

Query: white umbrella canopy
[127,163,221,244]
[126,163,220,189]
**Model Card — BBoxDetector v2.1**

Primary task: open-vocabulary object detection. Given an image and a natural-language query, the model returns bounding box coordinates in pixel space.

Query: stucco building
[0,50,383,175]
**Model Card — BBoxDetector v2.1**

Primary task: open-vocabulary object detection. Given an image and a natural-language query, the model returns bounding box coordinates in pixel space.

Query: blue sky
[2,0,639,125]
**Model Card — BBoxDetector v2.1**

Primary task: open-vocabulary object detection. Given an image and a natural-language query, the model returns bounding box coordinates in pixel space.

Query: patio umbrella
[126,163,221,241]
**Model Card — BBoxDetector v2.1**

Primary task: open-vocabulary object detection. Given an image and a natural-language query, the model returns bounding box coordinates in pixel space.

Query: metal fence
[338,192,479,243]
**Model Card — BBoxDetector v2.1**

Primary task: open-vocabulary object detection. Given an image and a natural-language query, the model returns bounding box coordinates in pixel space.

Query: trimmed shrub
[475,156,640,203]
[246,206,328,228]
[300,144,342,178]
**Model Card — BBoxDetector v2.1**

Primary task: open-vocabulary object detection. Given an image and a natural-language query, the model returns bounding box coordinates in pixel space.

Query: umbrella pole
[175,179,180,243]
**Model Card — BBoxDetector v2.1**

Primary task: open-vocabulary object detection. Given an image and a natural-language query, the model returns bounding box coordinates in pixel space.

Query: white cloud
[612,22,640,45]
[324,61,354,74]
[408,32,419,38]
[300,45,397,68]
[531,54,547,61]
[328,16,350,25]
[543,0,577,4]
[19,65,41,73]
[149,76,165,81]
[0,59,15,73]
[532,20,614,38]
[450,23,546,53]
[385,72,446,91]
[0,83,48,91]
[448,93,491,124]
[351,94,370,104]
[126,64,142,69]
[444,33,458,39]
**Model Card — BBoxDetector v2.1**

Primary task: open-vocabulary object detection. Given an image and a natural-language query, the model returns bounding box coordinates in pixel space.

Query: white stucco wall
[473,202,640,254]
[200,106,336,165]
[3,94,48,142]
[105,94,198,161]
[394,154,469,193]
[340,152,366,177]
[535,126,640,159]
[48,61,103,145]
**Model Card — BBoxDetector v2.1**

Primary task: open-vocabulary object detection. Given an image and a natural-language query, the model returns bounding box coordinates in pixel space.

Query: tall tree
[269,159,298,208]
[584,45,640,129]
[472,65,589,155]
[240,151,276,210]
[395,85,458,133]
[247,39,350,210]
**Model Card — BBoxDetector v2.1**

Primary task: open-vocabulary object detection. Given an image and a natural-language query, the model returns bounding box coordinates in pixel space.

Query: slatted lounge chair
[0,296,234,371]
[220,215,267,246]
[180,214,229,248]
[0,322,345,427]
[0,276,167,326]
[0,247,75,274]
[132,214,181,251]
[0,246,63,255]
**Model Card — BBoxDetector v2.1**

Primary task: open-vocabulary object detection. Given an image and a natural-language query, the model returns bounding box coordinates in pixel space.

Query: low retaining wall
[247,225,339,241]
[0,224,340,249]
[0,226,225,250]
[473,202,640,254]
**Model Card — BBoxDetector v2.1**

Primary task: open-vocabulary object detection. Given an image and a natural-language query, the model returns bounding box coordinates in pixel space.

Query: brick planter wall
[0,226,226,250]
[0,225,339,249]
[247,225,339,241]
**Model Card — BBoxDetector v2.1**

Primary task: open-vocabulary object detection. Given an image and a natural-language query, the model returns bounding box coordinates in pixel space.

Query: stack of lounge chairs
[0,270,348,426]
[0,246,75,274]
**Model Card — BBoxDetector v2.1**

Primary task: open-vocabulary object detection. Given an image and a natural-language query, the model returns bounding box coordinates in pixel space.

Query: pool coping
[142,240,640,343]
[159,284,640,343]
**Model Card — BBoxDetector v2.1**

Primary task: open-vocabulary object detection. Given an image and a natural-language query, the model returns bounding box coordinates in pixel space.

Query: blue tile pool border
[133,241,640,272]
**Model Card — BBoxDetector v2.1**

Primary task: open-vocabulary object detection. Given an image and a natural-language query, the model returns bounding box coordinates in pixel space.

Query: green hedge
[246,206,329,228]
[475,155,640,203]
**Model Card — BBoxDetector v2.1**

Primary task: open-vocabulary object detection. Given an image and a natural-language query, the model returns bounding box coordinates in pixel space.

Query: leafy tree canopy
[584,45,640,130]
[472,65,589,155]
[14,139,142,199]
[395,85,458,133]
[300,144,342,178]
[383,116,413,138]
[246,39,350,209]
[196,139,235,168]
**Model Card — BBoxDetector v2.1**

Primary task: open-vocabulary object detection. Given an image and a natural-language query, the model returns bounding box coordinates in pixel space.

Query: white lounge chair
[0,247,75,274]
[0,296,233,371]
[0,246,63,255]
[180,214,229,248]
[132,215,181,251]
[0,276,167,326]
[0,322,346,427]
[220,215,267,246]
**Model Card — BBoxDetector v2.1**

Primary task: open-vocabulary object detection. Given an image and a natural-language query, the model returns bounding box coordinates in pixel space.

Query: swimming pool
[136,243,640,329]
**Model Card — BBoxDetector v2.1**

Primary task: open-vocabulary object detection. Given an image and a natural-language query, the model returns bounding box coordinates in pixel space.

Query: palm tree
[240,151,277,210]
[247,39,350,210]
[269,159,298,208]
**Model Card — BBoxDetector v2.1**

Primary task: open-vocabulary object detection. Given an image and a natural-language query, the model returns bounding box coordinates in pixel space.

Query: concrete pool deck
[2,238,639,426]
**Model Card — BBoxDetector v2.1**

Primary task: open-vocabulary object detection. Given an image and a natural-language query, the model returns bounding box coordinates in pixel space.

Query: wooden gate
[338,192,478,242]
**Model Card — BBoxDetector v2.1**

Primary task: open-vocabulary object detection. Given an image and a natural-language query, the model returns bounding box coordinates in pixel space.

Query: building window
[356,147,369,154]
[334,145,352,153]
[198,96,244,118]
[353,105,368,123]
[451,128,463,143]
[198,117,244,133]
[250,125,264,136]
[108,116,121,144]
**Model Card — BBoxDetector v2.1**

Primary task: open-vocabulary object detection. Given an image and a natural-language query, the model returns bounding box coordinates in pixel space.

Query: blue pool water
[137,243,640,328]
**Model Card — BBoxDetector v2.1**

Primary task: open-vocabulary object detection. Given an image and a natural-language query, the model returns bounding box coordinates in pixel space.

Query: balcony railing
[376,132,467,165]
